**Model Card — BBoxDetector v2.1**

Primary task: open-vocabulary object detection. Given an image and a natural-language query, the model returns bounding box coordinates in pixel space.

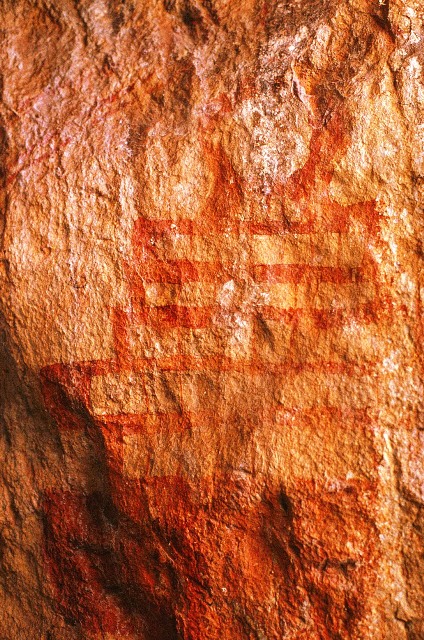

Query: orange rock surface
[0,1,423,638]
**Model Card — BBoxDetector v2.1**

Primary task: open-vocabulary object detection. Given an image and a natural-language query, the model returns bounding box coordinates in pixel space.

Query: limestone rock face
[1,1,424,638]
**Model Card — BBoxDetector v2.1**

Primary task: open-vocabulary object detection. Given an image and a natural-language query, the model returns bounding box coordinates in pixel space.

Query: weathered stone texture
[0,1,424,638]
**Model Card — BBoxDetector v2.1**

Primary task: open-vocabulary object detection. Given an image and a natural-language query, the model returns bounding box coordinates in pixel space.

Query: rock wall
[0,1,423,638]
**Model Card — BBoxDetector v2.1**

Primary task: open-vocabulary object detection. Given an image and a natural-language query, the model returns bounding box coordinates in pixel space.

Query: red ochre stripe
[118,356,372,376]
[117,301,386,330]
[97,406,374,436]
[133,305,213,328]
[124,304,256,332]
[47,356,372,378]
[251,264,363,284]
[132,209,377,240]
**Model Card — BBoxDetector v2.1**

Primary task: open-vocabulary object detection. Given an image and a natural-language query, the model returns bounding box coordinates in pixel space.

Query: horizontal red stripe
[133,305,213,328]
[125,300,387,328]
[129,261,367,285]
[95,406,375,437]
[132,209,377,241]
[252,264,364,284]
[43,356,373,383]
[129,260,231,284]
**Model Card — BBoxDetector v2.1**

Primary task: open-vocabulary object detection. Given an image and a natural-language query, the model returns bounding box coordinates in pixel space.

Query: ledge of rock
[1,1,423,638]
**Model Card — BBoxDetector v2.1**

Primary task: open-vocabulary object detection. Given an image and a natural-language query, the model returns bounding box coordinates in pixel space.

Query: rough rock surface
[1,1,424,638]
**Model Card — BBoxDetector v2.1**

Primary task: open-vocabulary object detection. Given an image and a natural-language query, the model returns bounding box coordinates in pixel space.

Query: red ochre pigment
[40,115,387,638]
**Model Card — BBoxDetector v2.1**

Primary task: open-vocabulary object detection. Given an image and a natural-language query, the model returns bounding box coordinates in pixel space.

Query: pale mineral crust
[0,1,424,638]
